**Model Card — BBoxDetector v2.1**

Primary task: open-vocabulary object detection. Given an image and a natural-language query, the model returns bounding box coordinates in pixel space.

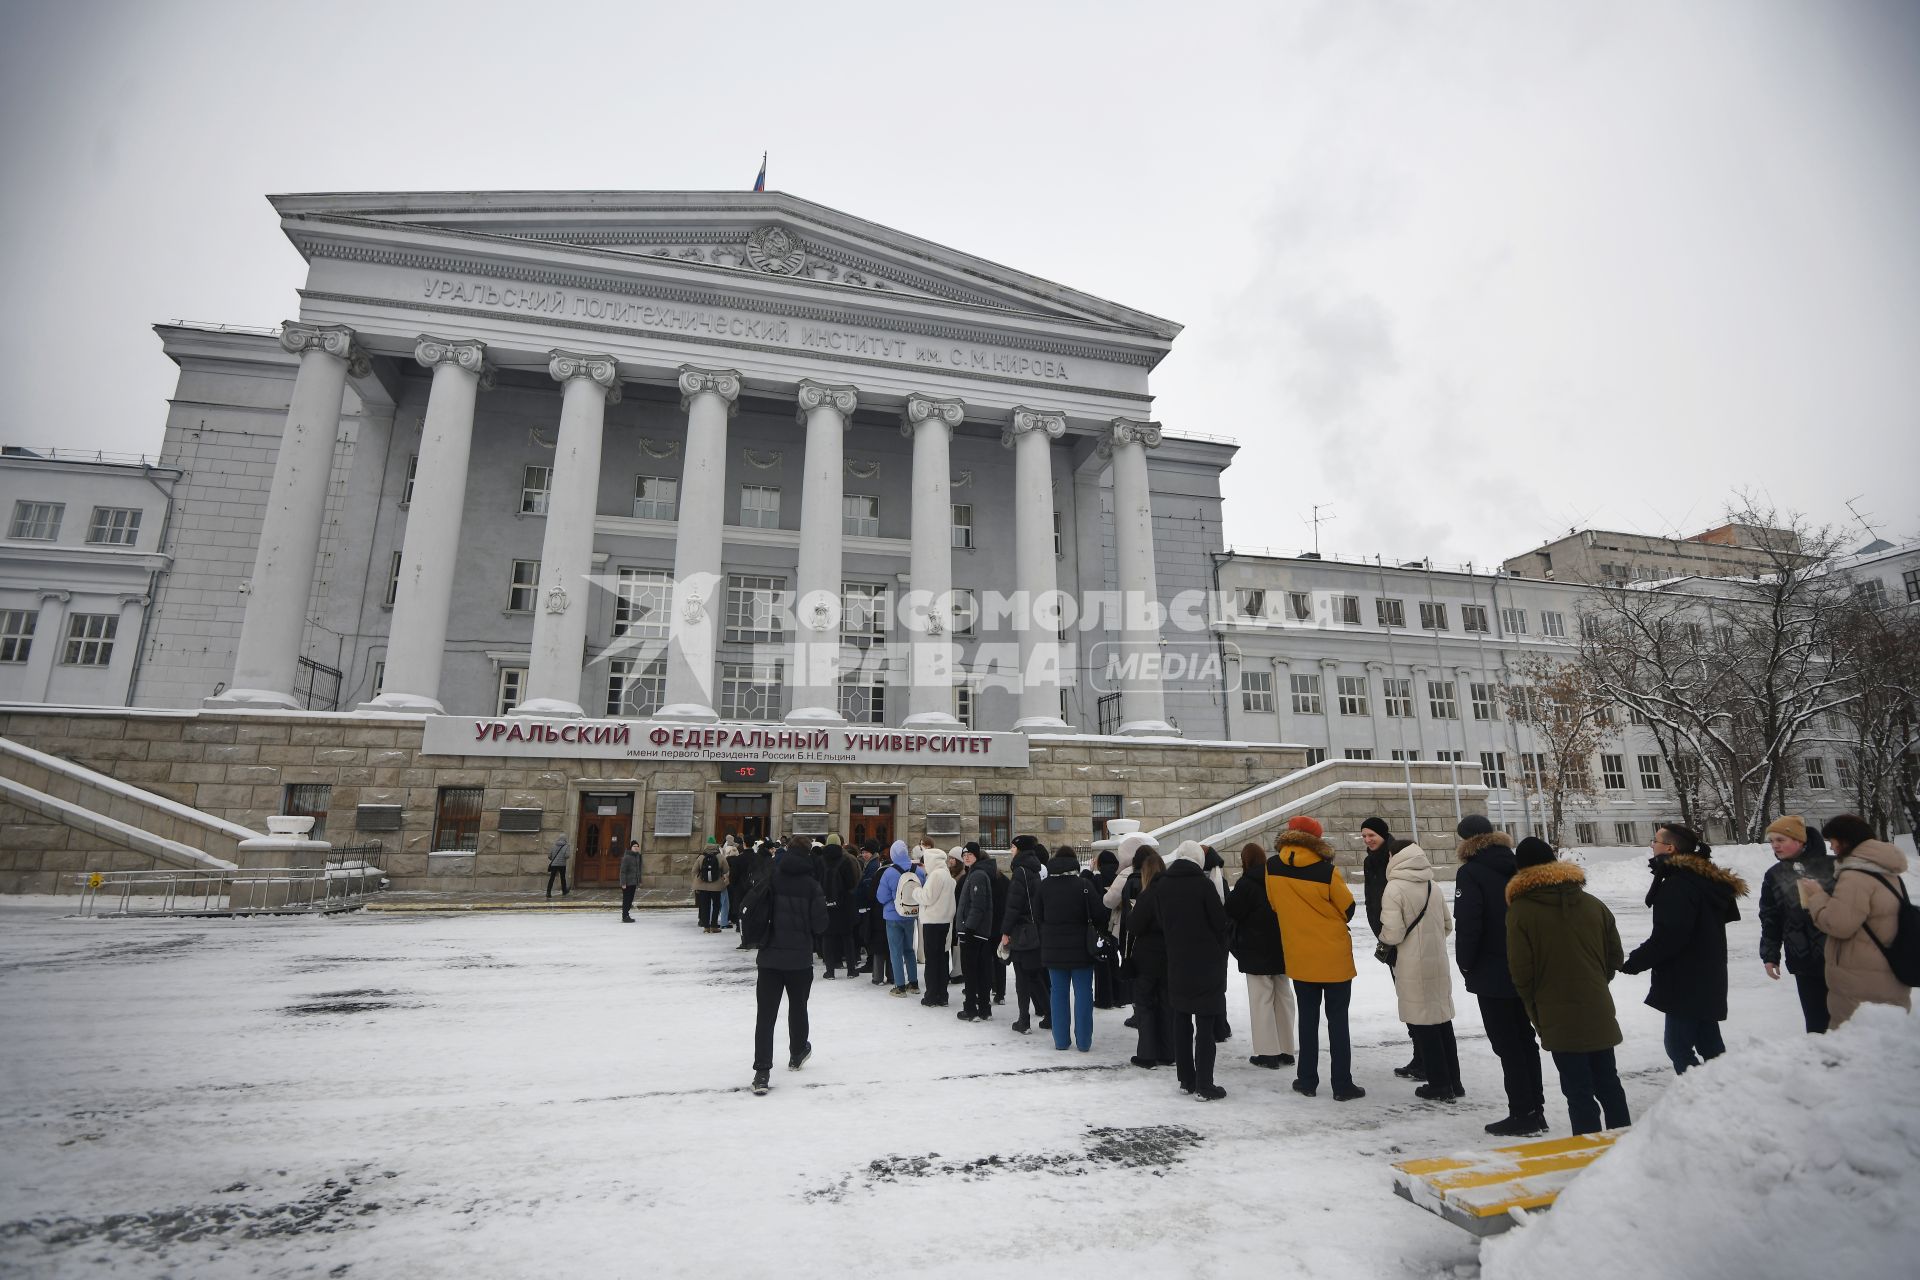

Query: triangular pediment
[269,190,1180,341]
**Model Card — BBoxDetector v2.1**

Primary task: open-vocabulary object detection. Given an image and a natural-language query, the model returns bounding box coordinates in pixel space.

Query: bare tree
[1828,599,1920,838]
[1500,652,1616,846]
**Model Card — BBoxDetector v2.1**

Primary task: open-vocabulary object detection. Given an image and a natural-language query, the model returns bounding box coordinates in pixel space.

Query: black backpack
[700,851,722,883]
[740,881,775,948]
[1843,869,1920,987]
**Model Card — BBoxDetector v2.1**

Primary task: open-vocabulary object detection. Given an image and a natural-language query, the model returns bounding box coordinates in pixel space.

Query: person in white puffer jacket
[915,841,958,1007]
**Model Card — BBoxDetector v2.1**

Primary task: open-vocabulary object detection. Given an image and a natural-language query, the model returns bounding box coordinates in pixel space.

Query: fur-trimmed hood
[1457,830,1514,861]
[1273,828,1332,864]
[1506,860,1587,904]
[1654,853,1749,897]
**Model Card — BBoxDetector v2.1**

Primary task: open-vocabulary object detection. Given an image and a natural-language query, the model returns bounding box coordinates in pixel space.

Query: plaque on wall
[796,780,827,807]
[654,791,695,837]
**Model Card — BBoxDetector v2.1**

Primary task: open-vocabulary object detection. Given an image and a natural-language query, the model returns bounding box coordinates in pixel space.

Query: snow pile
[1483,1003,1920,1280]
[1576,842,1778,902]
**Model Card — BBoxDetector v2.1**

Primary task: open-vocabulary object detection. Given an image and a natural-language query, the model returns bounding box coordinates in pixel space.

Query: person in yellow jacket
[1265,815,1365,1101]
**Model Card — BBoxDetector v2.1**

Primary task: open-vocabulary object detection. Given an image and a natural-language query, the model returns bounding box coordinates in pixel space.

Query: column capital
[1002,405,1066,448]
[1097,417,1163,459]
[678,364,742,414]
[415,335,494,389]
[901,394,965,436]
[548,350,622,403]
[280,321,370,378]
[37,589,70,604]
[796,378,858,424]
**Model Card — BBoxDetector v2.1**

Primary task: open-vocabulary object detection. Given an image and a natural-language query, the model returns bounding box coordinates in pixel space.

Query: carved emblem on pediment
[746,225,807,276]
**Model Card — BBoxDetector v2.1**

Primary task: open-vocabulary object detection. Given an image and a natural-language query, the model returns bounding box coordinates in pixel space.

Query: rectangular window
[1427,680,1458,719]
[370,661,384,697]
[1638,755,1663,789]
[1092,794,1124,841]
[1521,752,1547,790]
[1479,751,1508,789]
[1435,750,1463,762]
[1804,757,1827,789]
[496,666,526,716]
[1419,601,1448,630]
[1336,675,1369,717]
[1304,747,1327,766]
[606,656,666,717]
[726,575,784,641]
[61,613,116,666]
[1238,589,1266,619]
[1462,604,1490,633]
[0,609,35,663]
[520,465,552,515]
[9,501,63,541]
[1615,821,1637,845]
[1541,611,1567,638]
[1053,511,1063,558]
[283,783,332,842]
[86,507,142,546]
[1581,614,1602,641]
[1575,821,1598,845]
[1290,673,1322,714]
[979,793,1013,849]
[720,662,783,720]
[1851,579,1888,607]
[1502,607,1528,636]
[507,559,539,612]
[613,568,671,638]
[633,475,679,521]
[951,504,974,549]
[1287,591,1312,622]
[1391,750,1419,762]
[432,786,484,853]
[1629,704,1649,725]
[838,660,888,724]
[1470,682,1497,721]
[842,493,879,537]
[1905,568,1920,603]
[740,484,781,529]
[382,550,403,608]
[1343,748,1375,761]
[400,454,418,506]
[1382,678,1413,718]
[951,587,977,637]
[1376,597,1405,628]
[842,582,889,638]
[1836,756,1856,790]
[1335,595,1361,625]
[1601,754,1627,790]
[954,684,975,729]
[1241,669,1274,713]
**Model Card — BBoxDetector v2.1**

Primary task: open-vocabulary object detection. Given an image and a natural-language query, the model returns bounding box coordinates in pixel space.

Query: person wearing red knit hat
[1264,814,1366,1101]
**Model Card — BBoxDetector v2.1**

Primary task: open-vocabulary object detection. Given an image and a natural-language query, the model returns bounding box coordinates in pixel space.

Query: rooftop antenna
[1305,504,1336,556]
[1844,495,1880,542]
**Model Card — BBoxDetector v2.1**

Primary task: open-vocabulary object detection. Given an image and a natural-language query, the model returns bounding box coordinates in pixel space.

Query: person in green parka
[1505,837,1632,1136]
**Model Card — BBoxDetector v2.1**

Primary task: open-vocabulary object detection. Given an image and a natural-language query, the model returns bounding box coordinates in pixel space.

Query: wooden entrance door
[715,793,772,845]
[575,792,633,885]
[848,794,896,852]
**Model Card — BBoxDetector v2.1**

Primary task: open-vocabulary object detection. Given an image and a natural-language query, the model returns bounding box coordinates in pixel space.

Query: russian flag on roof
[753,153,766,192]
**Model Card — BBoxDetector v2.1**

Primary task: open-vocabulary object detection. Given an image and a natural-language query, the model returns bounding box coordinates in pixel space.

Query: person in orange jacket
[1265,815,1365,1101]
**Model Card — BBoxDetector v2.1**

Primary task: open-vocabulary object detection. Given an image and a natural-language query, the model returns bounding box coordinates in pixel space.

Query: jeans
[1662,1013,1726,1074]
[752,967,813,1073]
[1551,1048,1631,1135]
[921,923,950,1002]
[697,893,721,928]
[1048,966,1094,1050]
[1245,974,1298,1057]
[714,889,731,929]
[1479,994,1545,1115]
[1174,1011,1221,1088]
[962,934,996,1016]
[886,918,919,988]
[620,885,636,918]
[1793,966,1831,1034]
[545,865,568,897]
[1294,979,1354,1091]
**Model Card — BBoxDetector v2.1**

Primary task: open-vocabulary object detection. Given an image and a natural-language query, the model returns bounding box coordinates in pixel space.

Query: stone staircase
[0,736,249,892]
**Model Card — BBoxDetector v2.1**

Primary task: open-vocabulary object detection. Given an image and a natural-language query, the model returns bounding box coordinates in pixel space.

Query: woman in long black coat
[1619,823,1748,1074]
[1137,840,1233,1099]
[1124,850,1175,1070]
[817,843,860,978]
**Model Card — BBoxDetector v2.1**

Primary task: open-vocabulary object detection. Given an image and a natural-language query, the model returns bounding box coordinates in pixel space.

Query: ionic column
[25,590,69,702]
[515,350,621,718]
[360,336,491,714]
[1005,407,1070,731]
[787,379,858,724]
[209,322,366,708]
[902,394,965,727]
[656,365,741,722]
[1102,417,1175,735]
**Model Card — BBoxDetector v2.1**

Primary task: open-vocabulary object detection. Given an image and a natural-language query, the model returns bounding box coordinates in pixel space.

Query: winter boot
[751,1072,770,1096]
[1332,1084,1367,1102]
[789,1043,812,1071]
[1485,1110,1549,1137]
[1195,1084,1227,1102]
[1010,1016,1032,1035]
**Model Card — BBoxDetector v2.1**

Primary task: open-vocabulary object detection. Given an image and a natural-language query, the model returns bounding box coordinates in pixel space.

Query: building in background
[1503,523,1799,585]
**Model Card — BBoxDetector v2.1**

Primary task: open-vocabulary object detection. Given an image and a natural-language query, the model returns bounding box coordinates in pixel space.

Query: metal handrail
[69,865,385,918]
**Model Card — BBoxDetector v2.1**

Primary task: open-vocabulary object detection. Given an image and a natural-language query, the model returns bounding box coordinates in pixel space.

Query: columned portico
[656,364,740,722]
[209,321,366,708]
[360,335,491,713]
[901,394,964,727]
[1006,407,1071,731]
[787,379,857,725]
[1102,417,1176,736]
[515,350,621,719]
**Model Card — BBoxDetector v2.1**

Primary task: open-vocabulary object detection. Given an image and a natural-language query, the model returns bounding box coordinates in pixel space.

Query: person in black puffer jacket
[1758,815,1833,1033]
[1454,816,1547,1136]
[999,838,1051,1033]
[1620,822,1748,1074]
[1126,849,1175,1069]
[750,839,829,1094]
[817,843,860,979]
[1033,846,1108,1052]
[1226,842,1294,1070]
[1140,841,1233,1099]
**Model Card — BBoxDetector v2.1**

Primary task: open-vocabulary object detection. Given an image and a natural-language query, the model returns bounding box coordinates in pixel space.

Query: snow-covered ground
[0,843,1907,1278]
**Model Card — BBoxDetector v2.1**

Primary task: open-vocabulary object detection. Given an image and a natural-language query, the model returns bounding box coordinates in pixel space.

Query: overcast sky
[3,0,1915,567]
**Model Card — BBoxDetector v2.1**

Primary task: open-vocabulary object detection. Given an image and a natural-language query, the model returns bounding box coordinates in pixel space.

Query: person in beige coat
[1379,843,1461,1100]
[1799,814,1912,1026]
[914,844,958,1007]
